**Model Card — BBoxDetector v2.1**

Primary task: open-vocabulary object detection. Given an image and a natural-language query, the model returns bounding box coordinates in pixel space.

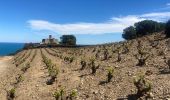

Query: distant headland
[24,35,80,49]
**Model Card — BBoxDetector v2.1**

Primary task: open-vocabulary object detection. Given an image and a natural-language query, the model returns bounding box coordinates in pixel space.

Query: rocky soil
[0,32,170,100]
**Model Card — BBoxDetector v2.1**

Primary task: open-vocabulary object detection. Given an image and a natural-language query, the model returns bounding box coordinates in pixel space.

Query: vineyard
[0,32,170,100]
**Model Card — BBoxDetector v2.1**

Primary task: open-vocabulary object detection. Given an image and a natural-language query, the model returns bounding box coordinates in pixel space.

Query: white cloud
[28,20,130,35]
[167,3,170,6]
[141,12,170,21]
[28,12,170,35]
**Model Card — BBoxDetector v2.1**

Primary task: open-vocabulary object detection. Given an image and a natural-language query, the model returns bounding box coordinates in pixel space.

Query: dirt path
[0,56,21,100]
[0,56,13,74]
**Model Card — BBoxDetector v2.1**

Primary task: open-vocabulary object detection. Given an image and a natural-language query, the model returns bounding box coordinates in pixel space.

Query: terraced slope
[0,32,170,100]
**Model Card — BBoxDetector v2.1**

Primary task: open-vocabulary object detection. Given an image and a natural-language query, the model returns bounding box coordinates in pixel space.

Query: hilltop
[0,31,169,100]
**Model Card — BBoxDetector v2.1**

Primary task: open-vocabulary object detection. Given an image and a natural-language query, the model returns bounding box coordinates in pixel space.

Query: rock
[99,90,104,95]
[80,78,84,85]
[115,65,119,68]
[148,92,154,98]
[127,71,132,76]
[32,95,35,98]
[92,90,98,95]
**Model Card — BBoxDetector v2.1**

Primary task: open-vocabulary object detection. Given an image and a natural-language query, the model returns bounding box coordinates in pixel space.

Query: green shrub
[47,64,59,85]
[107,67,114,82]
[64,56,75,63]
[42,53,60,85]
[69,89,77,100]
[16,75,24,83]
[48,65,59,79]
[136,47,150,66]
[134,75,152,98]
[89,58,99,75]
[8,88,16,99]
[53,91,61,100]
[53,88,65,100]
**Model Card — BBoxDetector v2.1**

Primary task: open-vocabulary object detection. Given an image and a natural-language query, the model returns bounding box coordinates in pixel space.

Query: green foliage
[60,35,76,45]
[60,88,64,97]
[48,64,59,79]
[165,20,170,37]
[41,51,59,84]
[122,26,137,40]
[89,57,95,63]
[89,58,99,75]
[69,89,77,100]
[16,75,24,83]
[64,56,74,63]
[134,75,152,98]
[53,91,60,100]
[53,88,65,100]
[122,20,165,40]
[8,88,16,99]
[107,67,114,82]
[21,63,31,72]
[135,20,165,36]
[136,47,150,66]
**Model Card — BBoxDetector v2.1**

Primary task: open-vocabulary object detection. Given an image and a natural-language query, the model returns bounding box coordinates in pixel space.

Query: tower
[49,35,52,39]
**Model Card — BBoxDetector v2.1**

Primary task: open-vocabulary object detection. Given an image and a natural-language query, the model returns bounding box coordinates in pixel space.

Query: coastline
[0,42,24,56]
[0,56,13,61]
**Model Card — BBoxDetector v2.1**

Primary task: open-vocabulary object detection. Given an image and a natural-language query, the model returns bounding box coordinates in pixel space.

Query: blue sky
[0,0,170,44]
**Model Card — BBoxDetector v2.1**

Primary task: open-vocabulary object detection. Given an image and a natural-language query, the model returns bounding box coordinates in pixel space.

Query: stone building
[41,35,59,44]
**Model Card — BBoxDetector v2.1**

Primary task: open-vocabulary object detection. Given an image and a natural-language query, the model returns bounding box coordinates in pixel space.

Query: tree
[60,35,76,45]
[122,20,165,40]
[165,20,170,37]
[135,20,165,37]
[122,26,136,40]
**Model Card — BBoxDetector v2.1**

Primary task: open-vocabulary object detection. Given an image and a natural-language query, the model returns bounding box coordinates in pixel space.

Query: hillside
[0,32,170,100]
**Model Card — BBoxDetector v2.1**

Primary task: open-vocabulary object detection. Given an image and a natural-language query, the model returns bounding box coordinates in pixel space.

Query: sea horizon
[0,42,24,56]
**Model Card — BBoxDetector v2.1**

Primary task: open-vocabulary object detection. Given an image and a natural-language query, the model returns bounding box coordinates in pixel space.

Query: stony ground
[0,32,170,100]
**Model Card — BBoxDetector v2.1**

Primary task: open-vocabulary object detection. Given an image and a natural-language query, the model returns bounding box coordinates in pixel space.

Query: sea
[0,43,24,56]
